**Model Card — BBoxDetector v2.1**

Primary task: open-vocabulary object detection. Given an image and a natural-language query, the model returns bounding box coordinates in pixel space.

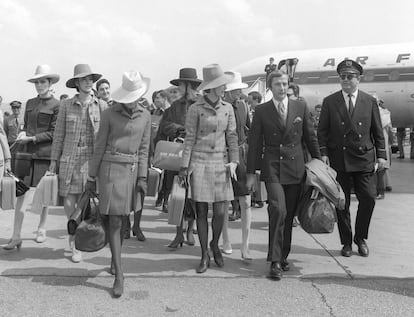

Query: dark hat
[337,59,363,75]
[170,68,202,87]
[66,64,102,88]
[10,100,22,108]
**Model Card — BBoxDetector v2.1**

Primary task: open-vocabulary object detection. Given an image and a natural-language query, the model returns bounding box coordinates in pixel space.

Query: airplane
[232,42,414,128]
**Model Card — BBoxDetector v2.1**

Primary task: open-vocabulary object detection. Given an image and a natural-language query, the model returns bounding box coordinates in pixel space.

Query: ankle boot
[196,252,210,273]
[210,241,224,267]
[168,231,184,248]
[132,210,146,241]
[124,217,131,239]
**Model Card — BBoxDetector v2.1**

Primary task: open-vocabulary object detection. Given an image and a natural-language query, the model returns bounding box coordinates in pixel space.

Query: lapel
[266,100,285,134]
[351,91,363,124]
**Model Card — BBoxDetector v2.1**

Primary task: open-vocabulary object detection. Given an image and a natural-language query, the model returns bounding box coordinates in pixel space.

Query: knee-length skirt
[98,160,139,216]
[188,151,234,203]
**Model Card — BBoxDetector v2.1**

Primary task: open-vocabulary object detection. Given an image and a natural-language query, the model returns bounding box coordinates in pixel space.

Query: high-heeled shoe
[185,230,195,246]
[241,249,253,260]
[3,239,22,251]
[196,253,210,273]
[168,234,184,248]
[210,241,224,267]
[132,227,146,241]
[113,275,124,298]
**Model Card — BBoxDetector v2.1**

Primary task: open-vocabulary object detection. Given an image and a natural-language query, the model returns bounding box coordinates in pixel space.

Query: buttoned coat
[247,99,320,184]
[50,95,106,196]
[89,103,151,215]
[317,90,386,173]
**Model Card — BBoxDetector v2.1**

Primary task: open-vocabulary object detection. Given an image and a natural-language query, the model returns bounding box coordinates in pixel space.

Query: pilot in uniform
[4,100,22,145]
[317,59,387,258]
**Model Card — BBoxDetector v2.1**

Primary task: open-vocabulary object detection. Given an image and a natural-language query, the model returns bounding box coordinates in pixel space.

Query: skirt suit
[181,97,239,203]
[89,102,151,216]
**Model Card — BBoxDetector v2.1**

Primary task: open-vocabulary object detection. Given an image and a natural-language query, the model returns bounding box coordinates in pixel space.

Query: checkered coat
[50,95,107,196]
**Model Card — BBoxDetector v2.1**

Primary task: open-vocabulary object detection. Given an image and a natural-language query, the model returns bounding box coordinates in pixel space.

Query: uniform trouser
[265,182,301,262]
[336,171,376,245]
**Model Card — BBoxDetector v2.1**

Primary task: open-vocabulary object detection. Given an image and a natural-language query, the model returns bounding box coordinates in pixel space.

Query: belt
[103,150,138,163]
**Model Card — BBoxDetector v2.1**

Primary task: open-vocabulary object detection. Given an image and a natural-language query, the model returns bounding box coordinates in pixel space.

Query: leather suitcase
[167,176,186,226]
[254,171,267,202]
[0,176,16,210]
[147,167,161,197]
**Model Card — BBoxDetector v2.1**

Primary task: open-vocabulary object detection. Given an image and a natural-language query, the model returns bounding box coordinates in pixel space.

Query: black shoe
[397,156,405,159]
[123,229,130,240]
[256,202,264,208]
[155,196,163,208]
[353,238,369,257]
[281,260,290,272]
[132,227,146,241]
[210,241,224,267]
[376,194,385,200]
[268,262,282,280]
[228,214,241,222]
[385,186,392,192]
[185,230,195,246]
[168,234,184,248]
[196,253,210,273]
[341,244,352,257]
[162,202,168,214]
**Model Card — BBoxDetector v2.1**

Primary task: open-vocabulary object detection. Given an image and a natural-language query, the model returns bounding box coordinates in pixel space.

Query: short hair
[152,90,168,102]
[315,104,322,110]
[288,83,300,96]
[248,91,262,103]
[270,57,274,61]
[96,78,110,91]
[267,70,288,88]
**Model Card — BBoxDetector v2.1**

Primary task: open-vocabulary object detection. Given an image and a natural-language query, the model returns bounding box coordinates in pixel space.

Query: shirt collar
[272,96,289,109]
[342,89,358,100]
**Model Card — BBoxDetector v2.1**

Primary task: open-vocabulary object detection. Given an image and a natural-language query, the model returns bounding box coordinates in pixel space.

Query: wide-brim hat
[66,64,102,88]
[27,65,60,84]
[337,59,363,75]
[225,71,248,92]
[170,68,202,87]
[198,64,235,91]
[111,70,150,104]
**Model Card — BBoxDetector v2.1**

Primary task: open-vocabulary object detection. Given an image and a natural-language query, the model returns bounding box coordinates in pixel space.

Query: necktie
[278,102,286,124]
[348,94,354,115]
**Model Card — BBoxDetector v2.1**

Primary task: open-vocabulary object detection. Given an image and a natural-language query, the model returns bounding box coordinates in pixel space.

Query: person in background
[221,72,253,260]
[49,64,106,262]
[373,95,392,199]
[318,59,386,258]
[166,85,182,104]
[88,70,151,298]
[60,94,69,101]
[396,127,406,159]
[246,70,320,280]
[4,101,22,146]
[162,68,201,248]
[3,65,60,251]
[264,57,277,88]
[313,104,322,130]
[180,64,238,273]
[247,91,262,120]
[151,90,170,116]
[96,78,112,106]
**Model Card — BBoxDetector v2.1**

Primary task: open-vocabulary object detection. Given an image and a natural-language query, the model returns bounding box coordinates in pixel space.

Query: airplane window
[320,73,329,83]
[389,70,400,81]
[364,70,375,82]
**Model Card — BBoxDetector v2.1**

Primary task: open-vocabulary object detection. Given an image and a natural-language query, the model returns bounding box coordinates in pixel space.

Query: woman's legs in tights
[211,201,226,250]
[240,195,252,256]
[109,215,124,277]
[195,202,209,256]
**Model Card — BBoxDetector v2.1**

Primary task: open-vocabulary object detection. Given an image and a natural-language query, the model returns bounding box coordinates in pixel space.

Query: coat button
[343,146,346,150]
[291,156,295,160]
[344,134,346,138]
[359,134,362,138]
[358,122,362,126]
[341,122,344,125]
[358,146,362,150]
[273,133,277,136]
[280,156,283,159]
[280,144,283,148]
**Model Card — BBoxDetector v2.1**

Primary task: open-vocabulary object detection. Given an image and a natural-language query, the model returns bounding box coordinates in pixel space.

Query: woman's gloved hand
[225,162,238,180]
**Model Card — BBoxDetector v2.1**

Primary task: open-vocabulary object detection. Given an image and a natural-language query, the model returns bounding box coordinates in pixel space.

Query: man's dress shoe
[281,260,290,272]
[341,245,352,257]
[268,262,282,281]
[354,238,369,257]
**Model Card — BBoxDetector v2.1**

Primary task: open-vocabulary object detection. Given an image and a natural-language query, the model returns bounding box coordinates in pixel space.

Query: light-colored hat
[27,65,60,84]
[225,72,248,92]
[111,71,150,104]
[197,64,235,91]
[66,64,102,88]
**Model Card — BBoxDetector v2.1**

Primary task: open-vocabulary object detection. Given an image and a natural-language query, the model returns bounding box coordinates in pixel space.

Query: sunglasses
[339,74,358,80]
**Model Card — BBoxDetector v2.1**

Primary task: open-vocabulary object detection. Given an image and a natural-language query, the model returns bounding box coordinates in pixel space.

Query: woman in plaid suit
[49,64,106,263]
[180,64,239,273]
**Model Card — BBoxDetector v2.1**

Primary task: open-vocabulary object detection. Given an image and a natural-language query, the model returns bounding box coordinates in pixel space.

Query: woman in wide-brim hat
[158,67,201,248]
[4,65,60,251]
[49,64,106,263]
[179,64,239,273]
[87,70,151,297]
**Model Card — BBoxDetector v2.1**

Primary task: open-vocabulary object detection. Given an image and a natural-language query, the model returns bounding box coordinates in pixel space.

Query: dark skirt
[18,159,50,187]
[231,143,249,197]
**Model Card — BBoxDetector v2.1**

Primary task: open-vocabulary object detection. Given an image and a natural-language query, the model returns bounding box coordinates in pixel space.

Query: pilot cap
[337,59,363,75]
[10,100,22,108]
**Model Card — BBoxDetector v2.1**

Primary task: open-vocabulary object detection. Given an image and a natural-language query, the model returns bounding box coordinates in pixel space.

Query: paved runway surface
[1,157,413,316]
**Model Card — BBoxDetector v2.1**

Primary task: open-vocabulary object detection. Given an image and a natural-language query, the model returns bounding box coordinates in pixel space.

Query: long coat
[317,90,386,173]
[247,98,320,184]
[50,95,106,196]
[89,102,151,215]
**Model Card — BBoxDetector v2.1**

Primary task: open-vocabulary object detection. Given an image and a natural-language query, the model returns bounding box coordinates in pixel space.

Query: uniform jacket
[89,102,151,179]
[247,99,320,184]
[24,96,60,159]
[4,114,21,145]
[317,90,386,173]
[181,96,239,168]
[50,95,106,187]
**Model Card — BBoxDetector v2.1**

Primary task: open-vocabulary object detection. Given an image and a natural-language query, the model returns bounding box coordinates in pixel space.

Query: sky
[1,0,414,107]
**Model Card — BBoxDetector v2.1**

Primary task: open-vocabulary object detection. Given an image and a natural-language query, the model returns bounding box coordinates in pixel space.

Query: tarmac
[0,151,413,316]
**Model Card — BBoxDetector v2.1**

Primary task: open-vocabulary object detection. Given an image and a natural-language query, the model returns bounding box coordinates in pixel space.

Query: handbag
[67,190,92,235]
[297,187,337,234]
[167,175,186,226]
[153,138,184,171]
[74,191,107,252]
[6,171,30,197]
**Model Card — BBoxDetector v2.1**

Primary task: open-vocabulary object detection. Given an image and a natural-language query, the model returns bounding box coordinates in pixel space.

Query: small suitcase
[254,171,267,202]
[147,167,161,197]
[167,176,186,226]
[0,176,16,210]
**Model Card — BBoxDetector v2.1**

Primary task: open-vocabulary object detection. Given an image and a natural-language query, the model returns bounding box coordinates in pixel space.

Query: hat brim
[111,78,150,104]
[198,72,235,91]
[225,82,248,92]
[66,73,102,88]
[28,74,60,85]
[170,78,202,87]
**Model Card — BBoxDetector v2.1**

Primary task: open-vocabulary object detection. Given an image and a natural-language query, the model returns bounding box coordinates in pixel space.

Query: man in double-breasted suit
[246,71,320,280]
[317,59,386,258]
